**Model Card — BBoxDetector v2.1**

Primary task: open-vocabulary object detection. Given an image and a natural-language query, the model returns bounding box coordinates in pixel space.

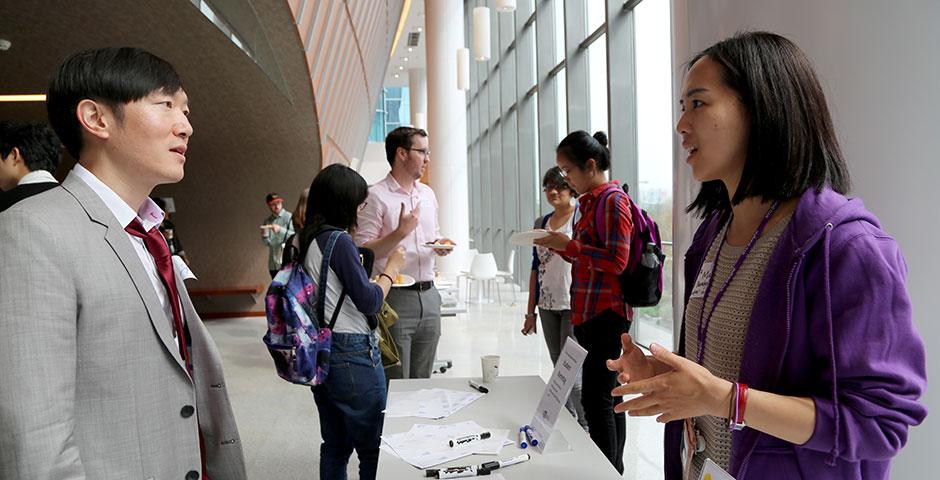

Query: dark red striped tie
[125,218,210,478]
[125,219,191,370]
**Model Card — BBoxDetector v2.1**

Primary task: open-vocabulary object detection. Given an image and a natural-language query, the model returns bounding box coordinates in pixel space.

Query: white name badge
[527,337,588,451]
[698,458,736,480]
[689,261,714,299]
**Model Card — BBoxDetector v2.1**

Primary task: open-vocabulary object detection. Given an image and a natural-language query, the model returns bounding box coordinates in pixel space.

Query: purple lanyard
[695,201,780,364]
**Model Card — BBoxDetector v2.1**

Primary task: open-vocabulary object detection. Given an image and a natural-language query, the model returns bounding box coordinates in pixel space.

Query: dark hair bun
[593,131,608,147]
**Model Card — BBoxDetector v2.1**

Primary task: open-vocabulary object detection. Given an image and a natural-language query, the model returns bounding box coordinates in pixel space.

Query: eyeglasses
[407,147,431,157]
[358,201,368,212]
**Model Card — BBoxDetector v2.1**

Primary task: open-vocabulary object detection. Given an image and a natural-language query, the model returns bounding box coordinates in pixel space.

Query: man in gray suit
[0,48,247,480]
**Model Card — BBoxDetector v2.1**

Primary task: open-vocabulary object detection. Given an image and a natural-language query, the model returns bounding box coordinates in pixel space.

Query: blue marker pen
[524,425,540,447]
[517,427,528,449]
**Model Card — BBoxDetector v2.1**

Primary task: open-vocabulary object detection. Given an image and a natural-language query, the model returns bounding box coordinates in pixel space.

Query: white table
[378,375,622,479]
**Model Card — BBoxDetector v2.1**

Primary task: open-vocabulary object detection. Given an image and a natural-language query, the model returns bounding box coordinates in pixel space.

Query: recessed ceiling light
[0,94,45,102]
[408,47,414,53]
[0,39,11,51]
[394,73,400,78]
[417,27,423,33]
[398,65,404,71]
[403,57,409,62]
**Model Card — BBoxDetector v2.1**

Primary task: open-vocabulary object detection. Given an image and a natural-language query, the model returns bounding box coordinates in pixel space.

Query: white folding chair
[466,252,500,304]
[496,249,516,305]
[456,248,478,298]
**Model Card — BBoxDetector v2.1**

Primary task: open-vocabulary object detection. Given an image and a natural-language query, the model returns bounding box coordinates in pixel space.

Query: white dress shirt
[71,165,178,339]
[355,174,442,282]
[17,170,58,186]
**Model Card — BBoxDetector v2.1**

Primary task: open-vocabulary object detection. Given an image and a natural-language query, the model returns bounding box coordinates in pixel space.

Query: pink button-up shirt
[355,173,441,282]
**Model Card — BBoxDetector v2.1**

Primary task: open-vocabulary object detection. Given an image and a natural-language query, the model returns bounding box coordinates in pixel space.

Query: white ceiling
[383,1,427,88]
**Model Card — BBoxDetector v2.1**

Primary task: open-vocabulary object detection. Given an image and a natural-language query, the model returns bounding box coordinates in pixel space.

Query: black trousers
[574,309,629,474]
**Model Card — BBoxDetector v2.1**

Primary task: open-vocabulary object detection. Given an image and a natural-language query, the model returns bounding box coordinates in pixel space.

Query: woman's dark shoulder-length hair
[302,164,369,244]
[686,31,851,218]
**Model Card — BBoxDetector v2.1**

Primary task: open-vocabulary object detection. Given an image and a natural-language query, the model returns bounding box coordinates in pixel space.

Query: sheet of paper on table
[381,420,511,469]
[384,388,484,419]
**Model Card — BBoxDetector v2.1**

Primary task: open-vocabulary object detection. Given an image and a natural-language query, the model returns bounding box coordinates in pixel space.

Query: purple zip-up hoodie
[664,187,928,479]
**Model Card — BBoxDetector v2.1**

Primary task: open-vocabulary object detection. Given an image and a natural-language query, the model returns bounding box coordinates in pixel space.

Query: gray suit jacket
[0,172,247,479]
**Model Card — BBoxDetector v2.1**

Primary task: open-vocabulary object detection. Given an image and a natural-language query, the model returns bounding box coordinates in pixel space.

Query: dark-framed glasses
[408,147,431,157]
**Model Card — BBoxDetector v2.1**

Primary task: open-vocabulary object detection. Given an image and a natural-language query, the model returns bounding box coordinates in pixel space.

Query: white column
[408,68,427,128]
[425,0,469,279]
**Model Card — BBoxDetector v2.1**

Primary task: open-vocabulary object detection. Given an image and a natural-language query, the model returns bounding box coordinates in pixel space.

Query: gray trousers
[538,307,588,428]
[385,287,442,379]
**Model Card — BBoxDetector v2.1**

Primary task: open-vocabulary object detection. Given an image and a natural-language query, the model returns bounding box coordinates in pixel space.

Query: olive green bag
[357,246,401,369]
[376,301,401,369]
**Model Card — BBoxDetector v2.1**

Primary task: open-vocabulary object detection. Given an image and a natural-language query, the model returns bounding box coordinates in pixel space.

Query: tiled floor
[206,285,665,479]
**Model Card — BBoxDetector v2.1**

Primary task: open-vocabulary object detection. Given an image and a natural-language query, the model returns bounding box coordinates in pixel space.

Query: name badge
[689,262,714,299]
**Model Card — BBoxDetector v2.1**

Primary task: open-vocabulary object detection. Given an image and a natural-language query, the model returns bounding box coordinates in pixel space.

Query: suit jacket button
[180,405,195,418]
[185,471,199,480]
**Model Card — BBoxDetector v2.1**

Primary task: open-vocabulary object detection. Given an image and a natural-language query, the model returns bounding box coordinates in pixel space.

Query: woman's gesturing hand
[605,333,661,384]
[610,341,732,424]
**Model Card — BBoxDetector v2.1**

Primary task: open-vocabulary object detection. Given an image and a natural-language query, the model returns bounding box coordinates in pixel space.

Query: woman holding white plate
[522,166,588,430]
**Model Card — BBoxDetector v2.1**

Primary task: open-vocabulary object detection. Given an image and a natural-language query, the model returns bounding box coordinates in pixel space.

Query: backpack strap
[328,289,348,330]
[315,230,344,329]
[531,213,552,304]
[592,184,625,242]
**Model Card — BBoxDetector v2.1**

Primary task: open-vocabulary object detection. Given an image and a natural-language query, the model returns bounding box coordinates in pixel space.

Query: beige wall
[291,0,406,168]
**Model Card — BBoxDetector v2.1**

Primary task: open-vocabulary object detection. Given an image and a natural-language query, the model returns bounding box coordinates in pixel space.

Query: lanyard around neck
[695,201,781,364]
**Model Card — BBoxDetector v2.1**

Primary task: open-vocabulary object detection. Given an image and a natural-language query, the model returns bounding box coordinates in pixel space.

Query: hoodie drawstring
[822,222,839,466]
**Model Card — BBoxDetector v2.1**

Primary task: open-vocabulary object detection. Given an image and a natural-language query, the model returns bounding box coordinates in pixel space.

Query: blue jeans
[312,332,387,480]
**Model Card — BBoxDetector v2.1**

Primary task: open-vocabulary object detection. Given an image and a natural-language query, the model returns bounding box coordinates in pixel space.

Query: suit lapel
[62,173,187,373]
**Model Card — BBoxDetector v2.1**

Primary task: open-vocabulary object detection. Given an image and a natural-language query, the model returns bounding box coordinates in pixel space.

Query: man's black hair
[47,47,183,159]
[384,126,428,167]
[556,130,610,172]
[685,31,851,218]
[303,164,369,240]
[0,121,62,174]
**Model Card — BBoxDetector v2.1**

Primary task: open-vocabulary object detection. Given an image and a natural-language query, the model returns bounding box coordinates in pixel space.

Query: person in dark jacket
[606,31,926,480]
[0,121,61,212]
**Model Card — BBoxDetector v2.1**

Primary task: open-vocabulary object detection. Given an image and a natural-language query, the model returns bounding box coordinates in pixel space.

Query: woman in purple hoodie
[606,31,927,479]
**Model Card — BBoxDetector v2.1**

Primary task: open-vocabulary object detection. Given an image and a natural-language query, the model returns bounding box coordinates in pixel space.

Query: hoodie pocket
[746,445,803,479]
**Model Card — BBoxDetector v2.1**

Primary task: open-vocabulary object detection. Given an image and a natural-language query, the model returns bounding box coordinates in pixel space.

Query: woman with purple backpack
[606,32,927,479]
[534,130,634,474]
[301,164,405,480]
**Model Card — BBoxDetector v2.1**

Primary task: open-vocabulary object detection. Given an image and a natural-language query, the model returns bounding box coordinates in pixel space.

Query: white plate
[421,242,455,250]
[392,274,416,288]
[509,229,550,246]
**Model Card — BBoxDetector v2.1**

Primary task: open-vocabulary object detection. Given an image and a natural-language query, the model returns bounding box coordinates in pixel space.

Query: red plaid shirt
[561,181,634,326]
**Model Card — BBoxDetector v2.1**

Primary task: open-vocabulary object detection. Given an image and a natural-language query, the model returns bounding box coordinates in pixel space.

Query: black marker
[468,379,489,393]
[448,431,491,447]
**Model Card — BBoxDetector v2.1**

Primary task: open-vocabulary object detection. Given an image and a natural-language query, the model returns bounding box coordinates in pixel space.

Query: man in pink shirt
[356,127,453,379]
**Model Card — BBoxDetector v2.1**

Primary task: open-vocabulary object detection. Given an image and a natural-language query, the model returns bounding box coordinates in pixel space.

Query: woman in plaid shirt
[535,130,634,474]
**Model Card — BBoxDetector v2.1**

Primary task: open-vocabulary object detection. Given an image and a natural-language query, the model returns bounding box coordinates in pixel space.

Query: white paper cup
[481,355,500,383]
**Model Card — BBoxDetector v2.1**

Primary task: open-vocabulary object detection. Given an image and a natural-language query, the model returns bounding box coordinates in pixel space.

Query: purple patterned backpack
[263,229,345,386]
